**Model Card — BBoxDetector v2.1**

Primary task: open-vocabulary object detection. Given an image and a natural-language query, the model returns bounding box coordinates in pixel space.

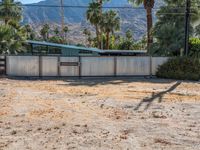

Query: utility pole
[60,0,64,37]
[184,0,190,56]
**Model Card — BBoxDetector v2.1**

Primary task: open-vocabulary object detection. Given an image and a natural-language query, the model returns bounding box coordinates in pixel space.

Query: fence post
[114,57,117,77]
[58,56,61,77]
[79,56,81,78]
[5,56,7,75]
[39,56,42,77]
[150,56,152,77]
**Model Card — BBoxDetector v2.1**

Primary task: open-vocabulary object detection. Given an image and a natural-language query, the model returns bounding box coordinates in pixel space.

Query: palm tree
[63,25,69,43]
[54,27,60,36]
[24,24,32,39]
[40,24,50,41]
[86,1,101,49]
[0,24,25,54]
[129,0,154,49]
[195,24,200,37]
[100,10,120,49]
[0,0,22,25]
[83,28,92,46]
[97,0,110,49]
[43,23,50,39]
[126,29,133,41]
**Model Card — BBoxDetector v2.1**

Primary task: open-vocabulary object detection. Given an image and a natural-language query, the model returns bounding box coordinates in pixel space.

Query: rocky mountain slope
[22,0,164,42]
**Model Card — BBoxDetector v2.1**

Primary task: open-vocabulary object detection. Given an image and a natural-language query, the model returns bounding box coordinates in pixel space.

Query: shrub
[189,38,200,58]
[156,57,200,81]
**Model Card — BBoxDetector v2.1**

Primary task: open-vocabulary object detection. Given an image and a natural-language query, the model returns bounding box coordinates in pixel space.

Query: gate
[0,56,6,75]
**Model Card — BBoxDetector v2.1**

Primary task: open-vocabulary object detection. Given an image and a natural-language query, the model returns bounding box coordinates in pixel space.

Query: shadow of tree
[134,82,181,111]
[60,77,174,87]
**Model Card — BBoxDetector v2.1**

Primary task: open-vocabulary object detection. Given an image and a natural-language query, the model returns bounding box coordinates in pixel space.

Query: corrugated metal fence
[4,56,169,77]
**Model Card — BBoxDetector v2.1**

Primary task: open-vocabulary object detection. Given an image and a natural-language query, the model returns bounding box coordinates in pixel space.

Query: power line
[12,4,162,9]
[1,3,199,10]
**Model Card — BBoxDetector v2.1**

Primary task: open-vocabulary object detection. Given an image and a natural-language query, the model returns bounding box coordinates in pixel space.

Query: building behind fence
[2,56,169,77]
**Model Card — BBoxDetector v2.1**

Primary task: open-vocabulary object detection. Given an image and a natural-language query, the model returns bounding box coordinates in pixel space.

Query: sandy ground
[0,77,200,150]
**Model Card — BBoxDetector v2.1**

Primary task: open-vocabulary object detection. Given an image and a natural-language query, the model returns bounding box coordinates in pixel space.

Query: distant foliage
[189,38,200,58]
[49,36,64,44]
[156,57,200,81]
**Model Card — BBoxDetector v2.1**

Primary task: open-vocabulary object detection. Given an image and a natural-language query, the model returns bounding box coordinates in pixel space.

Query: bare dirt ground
[0,77,200,150]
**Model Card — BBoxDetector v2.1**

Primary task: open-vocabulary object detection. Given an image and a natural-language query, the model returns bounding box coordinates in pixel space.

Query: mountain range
[22,0,164,43]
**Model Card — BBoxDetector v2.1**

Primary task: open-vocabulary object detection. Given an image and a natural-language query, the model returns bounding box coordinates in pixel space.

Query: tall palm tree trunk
[5,18,9,25]
[64,33,66,42]
[95,25,101,49]
[98,0,103,49]
[47,32,49,41]
[146,7,153,49]
[106,32,110,49]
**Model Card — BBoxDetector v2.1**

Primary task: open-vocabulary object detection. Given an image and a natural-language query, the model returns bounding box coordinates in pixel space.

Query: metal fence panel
[60,57,79,76]
[6,56,39,76]
[81,57,115,76]
[41,56,58,76]
[4,56,170,77]
[116,57,151,76]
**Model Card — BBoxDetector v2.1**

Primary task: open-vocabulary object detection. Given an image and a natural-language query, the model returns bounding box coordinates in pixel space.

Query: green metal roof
[27,40,147,55]
[27,40,102,53]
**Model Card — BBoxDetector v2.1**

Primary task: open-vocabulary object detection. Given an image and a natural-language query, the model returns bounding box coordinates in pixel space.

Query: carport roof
[27,40,102,53]
[27,40,147,54]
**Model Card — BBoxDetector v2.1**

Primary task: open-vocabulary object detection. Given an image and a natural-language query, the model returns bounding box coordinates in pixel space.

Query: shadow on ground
[134,82,181,111]
[60,77,175,87]
[5,76,176,86]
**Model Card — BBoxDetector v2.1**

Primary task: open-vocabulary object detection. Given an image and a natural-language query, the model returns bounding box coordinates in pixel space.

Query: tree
[63,25,69,43]
[24,24,32,39]
[86,1,101,48]
[151,0,200,56]
[195,24,200,38]
[40,24,50,41]
[54,27,60,36]
[0,0,25,54]
[48,27,64,44]
[44,24,50,39]
[126,29,133,41]
[97,0,110,49]
[0,0,22,25]
[100,10,120,49]
[49,36,63,44]
[129,0,154,49]
[83,28,92,46]
[0,24,25,54]
[23,25,35,40]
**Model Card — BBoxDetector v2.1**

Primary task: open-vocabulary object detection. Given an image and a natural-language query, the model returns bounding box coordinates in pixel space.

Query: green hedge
[156,57,200,81]
[189,38,200,58]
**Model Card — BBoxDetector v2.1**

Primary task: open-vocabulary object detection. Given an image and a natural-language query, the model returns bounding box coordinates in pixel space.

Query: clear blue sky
[18,0,42,4]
